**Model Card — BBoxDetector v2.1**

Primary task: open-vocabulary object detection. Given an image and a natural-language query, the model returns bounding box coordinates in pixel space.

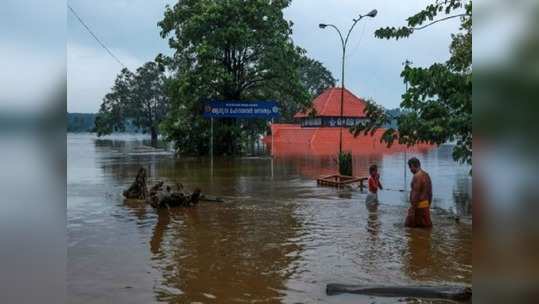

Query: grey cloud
[67,43,143,113]
[68,0,174,112]
[66,0,463,112]
[285,0,462,108]
[68,0,174,60]
[0,0,65,111]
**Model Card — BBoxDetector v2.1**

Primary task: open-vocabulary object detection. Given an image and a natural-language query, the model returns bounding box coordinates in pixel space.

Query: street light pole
[340,37,345,155]
[320,9,377,156]
[402,59,412,189]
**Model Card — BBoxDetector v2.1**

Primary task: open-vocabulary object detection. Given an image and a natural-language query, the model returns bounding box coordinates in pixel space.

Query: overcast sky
[1,0,65,113]
[66,0,462,113]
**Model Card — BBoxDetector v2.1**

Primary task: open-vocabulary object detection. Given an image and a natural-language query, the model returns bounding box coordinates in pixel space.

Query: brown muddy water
[67,133,472,304]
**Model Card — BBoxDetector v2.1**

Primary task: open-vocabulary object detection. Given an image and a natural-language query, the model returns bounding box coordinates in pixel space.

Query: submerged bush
[339,152,353,176]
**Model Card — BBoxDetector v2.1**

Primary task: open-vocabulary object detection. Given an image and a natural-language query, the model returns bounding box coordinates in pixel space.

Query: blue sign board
[203,100,280,119]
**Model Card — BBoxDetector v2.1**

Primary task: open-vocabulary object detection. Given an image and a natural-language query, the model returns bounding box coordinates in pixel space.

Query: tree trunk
[150,127,158,147]
[123,168,148,199]
[219,118,237,155]
[326,284,471,302]
[146,182,201,208]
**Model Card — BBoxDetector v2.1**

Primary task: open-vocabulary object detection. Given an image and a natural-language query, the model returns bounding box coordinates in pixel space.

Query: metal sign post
[271,118,274,156]
[271,118,274,179]
[271,157,274,180]
[203,100,280,180]
[210,117,214,177]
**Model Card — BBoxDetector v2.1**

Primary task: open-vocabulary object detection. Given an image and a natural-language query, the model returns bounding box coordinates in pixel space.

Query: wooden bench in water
[316,174,368,190]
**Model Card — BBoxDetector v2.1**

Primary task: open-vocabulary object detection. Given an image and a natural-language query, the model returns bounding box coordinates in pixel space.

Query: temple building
[266,87,432,156]
[294,87,368,128]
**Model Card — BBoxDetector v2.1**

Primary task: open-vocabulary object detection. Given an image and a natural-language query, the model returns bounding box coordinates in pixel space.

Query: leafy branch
[354,0,472,165]
[375,0,469,40]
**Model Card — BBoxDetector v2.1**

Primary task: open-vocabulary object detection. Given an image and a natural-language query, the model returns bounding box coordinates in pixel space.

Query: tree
[298,55,336,100]
[351,0,472,165]
[95,61,169,146]
[256,52,336,123]
[158,0,333,155]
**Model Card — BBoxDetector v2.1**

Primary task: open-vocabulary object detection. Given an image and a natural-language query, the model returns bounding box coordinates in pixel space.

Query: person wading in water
[366,164,383,205]
[405,157,433,228]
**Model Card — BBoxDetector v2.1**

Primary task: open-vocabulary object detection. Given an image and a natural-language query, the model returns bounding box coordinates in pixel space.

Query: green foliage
[352,0,472,165]
[95,68,133,136]
[269,52,335,122]
[298,55,336,98]
[95,62,169,144]
[158,0,334,155]
[339,152,353,176]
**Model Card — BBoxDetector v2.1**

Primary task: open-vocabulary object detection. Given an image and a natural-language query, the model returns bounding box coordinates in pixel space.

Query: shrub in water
[339,152,353,176]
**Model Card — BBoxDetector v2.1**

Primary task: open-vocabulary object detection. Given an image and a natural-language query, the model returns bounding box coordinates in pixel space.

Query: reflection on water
[148,202,303,303]
[68,134,471,303]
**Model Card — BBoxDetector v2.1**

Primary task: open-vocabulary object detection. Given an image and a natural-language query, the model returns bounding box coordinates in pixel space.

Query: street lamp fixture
[318,9,378,157]
[365,9,378,18]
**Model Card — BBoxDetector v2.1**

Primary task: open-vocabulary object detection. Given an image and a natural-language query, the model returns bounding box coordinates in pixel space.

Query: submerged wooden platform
[316,174,368,190]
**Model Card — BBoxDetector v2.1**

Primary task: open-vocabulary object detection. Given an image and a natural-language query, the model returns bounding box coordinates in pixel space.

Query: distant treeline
[67,113,96,132]
[67,109,401,133]
[67,113,142,133]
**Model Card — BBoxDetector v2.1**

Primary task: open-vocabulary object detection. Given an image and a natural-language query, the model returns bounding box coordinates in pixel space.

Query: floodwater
[68,133,472,304]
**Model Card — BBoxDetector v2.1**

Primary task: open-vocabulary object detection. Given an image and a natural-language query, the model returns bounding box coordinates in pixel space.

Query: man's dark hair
[408,157,421,168]
[369,164,378,174]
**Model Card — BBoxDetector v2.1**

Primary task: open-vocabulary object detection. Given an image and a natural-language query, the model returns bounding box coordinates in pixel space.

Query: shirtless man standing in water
[405,157,433,228]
